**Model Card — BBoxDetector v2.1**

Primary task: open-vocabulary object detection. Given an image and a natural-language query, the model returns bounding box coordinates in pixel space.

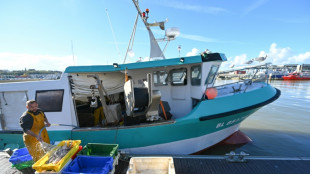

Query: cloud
[0,52,74,71]
[221,54,247,70]
[259,43,310,65]
[155,1,228,14]
[125,56,150,63]
[288,52,310,63]
[186,48,199,56]
[148,28,220,43]
[180,33,219,43]
[221,43,310,71]
[243,0,269,16]
[234,54,248,65]
[220,59,233,70]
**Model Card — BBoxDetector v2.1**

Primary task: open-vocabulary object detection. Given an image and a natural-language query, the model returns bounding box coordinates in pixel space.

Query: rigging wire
[123,13,139,64]
[105,9,121,63]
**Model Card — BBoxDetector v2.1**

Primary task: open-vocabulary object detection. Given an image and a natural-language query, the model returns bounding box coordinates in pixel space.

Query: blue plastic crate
[9,147,33,165]
[11,147,28,156]
[62,156,113,174]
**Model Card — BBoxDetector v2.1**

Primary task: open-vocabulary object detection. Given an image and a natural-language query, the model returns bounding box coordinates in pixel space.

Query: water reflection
[203,80,310,156]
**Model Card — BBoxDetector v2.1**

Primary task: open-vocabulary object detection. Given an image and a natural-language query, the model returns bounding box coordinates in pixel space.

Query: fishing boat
[268,64,297,80]
[282,73,310,80]
[0,0,280,155]
[267,65,287,80]
[283,64,310,80]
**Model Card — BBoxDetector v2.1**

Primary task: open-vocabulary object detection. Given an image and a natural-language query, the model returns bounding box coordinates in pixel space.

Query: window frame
[35,89,64,112]
[191,65,202,86]
[205,65,219,85]
[170,68,187,86]
[153,71,168,86]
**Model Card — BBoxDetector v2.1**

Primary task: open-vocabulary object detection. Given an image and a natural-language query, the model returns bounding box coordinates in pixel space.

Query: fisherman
[93,103,105,126]
[19,100,51,162]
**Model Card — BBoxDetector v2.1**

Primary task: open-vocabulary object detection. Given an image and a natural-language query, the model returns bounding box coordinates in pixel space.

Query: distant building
[234,70,246,74]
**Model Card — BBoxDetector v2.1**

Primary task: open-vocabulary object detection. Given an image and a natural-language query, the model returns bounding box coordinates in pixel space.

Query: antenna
[71,40,75,65]
[106,9,121,63]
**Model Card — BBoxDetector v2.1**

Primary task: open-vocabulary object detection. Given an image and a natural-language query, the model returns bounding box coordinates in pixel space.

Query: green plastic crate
[77,143,118,158]
[12,160,34,170]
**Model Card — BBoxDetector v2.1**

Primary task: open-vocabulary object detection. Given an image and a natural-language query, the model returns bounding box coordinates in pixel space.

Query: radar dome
[165,27,180,39]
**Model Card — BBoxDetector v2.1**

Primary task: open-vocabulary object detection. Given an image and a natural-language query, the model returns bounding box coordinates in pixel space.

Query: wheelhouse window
[205,65,219,85]
[35,89,64,112]
[171,68,187,86]
[153,71,168,86]
[191,65,201,86]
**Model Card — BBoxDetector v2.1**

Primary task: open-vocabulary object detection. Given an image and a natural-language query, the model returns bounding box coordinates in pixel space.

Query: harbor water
[203,80,310,157]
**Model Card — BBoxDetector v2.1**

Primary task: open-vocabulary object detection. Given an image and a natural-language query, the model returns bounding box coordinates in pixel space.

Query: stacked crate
[9,147,34,170]
[78,143,119,166]
[62,156,114,174]
[62,143,119,174]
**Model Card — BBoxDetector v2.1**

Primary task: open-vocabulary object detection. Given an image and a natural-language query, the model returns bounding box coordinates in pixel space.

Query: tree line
[0,69,62,76]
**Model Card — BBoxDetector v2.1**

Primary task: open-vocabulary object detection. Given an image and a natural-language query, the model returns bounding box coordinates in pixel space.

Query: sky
[0,0,309,71]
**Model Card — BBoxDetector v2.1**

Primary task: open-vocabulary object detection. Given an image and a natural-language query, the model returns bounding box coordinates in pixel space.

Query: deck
[172,156,310,174]
[1,151,310,174]
[0,151,34,174]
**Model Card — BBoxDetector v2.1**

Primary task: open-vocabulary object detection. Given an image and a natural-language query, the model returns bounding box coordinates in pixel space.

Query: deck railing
[203,66,270,99]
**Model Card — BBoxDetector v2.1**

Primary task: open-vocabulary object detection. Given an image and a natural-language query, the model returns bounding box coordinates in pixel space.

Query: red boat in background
[283,64,310,80]
[282,72,310,80]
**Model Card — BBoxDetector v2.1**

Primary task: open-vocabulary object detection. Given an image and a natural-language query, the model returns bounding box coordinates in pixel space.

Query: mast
[132,0,165,59]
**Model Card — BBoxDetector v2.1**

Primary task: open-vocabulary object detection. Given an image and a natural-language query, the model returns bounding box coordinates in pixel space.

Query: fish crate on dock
[32,140,81,173]
[34,159,72,174]
[9,147,34,170]
[126,157,176,174]
[62,156,114,174]
[77,143,119,166]
[13,160,34,170]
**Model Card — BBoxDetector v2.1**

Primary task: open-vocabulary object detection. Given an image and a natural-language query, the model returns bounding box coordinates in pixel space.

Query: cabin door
[169,68,191,118]
[0,91,28,130]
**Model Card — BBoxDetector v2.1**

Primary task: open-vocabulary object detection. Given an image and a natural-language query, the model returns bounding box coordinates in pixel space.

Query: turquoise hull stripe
[0,130,71,149]
[0,133,24,149]
[200,88,280,121]
[181,83,277,121]
[64,56,202,73]
[48,130,72,142]
[69,85,278,149]
[70,108,258,149]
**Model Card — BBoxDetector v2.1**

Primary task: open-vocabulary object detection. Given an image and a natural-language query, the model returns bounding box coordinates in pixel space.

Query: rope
[160,100,167,120]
